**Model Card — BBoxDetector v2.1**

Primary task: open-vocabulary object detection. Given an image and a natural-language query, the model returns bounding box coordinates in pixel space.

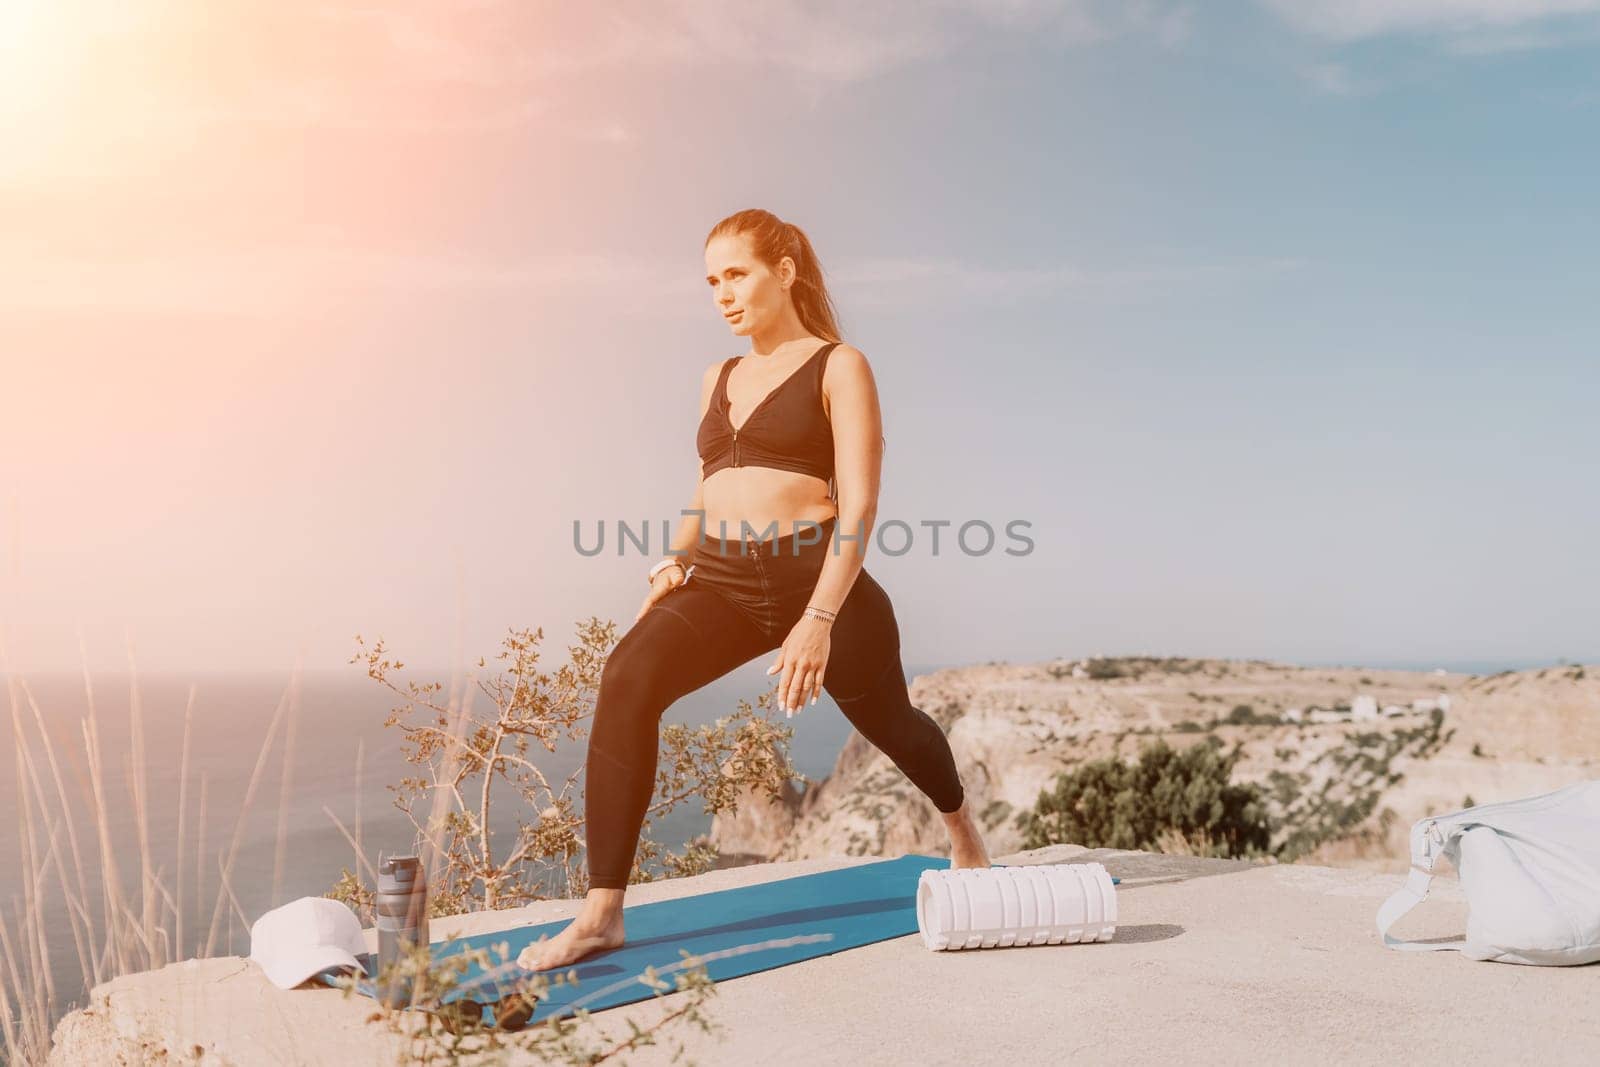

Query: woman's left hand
[767,617,832,717]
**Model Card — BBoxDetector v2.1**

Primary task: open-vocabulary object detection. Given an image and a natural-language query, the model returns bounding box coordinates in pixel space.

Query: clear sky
[2,1,1597,676]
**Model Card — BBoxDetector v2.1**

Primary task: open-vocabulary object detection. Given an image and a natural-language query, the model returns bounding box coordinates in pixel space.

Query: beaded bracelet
[803,605,837,623]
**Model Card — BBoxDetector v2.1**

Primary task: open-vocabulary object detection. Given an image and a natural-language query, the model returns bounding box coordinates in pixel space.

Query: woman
[520,209,990,972]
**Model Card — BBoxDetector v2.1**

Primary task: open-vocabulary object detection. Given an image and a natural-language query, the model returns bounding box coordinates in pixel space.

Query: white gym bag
[1376,778,1600,965]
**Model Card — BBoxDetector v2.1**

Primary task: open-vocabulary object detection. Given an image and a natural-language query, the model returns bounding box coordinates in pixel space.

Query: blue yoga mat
[319,854,1119,1027]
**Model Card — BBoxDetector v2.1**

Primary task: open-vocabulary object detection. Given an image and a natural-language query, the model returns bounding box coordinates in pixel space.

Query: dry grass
[0,635,777,1065]
[1151,825,1215,857]
[0,644,306,1063]
[1291,818,1414,872]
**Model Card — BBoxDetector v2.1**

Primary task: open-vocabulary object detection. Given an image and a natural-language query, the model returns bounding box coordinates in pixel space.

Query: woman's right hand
[635,564,688,623]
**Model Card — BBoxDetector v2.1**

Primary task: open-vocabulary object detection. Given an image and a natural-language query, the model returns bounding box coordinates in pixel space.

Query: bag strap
[1382,812,1465,953]
[1377,871,1457,952]
[1376,818,1468,952]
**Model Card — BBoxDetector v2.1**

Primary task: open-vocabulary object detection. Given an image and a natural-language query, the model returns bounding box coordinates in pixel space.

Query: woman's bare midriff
[700,467,836,543]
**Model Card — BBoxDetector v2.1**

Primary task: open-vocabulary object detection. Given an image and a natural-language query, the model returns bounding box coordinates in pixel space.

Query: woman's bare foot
[517,890,627,971]
[941,796,992,869]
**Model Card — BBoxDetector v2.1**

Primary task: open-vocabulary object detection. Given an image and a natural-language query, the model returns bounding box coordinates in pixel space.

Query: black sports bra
[696,341,840,488]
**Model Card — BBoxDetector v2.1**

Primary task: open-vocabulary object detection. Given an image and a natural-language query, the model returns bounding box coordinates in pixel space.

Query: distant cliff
[707,657,1600,870]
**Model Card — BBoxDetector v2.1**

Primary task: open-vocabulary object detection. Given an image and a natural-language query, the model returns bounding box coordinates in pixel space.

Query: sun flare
[0,0,70,125]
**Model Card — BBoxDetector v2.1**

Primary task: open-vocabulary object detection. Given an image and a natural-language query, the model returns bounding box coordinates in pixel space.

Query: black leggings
[584,515,966,889]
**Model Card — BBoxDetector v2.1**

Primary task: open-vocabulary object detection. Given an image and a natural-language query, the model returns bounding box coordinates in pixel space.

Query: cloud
[308,1,954,90]
[2,0,1197,158]
[1436,21,1600,53]
[2,0,1194,191]
[834,253,1305,307]
[4,0,1203,172]
[0,245,680,316]
[1299,61,1374,96]
[0,0,638,194]
[1,245,1304,317]
[313,1,1195,89]
[1257,0,1600,45]
[313,4,529,89]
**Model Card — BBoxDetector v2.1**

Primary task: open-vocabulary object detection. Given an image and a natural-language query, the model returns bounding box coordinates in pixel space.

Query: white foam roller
[916,862,1118,951]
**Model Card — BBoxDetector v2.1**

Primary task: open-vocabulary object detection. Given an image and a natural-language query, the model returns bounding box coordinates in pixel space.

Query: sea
[0,654,1568,1022]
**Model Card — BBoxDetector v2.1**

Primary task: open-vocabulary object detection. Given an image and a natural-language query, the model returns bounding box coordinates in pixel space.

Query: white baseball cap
[249,896,371,990]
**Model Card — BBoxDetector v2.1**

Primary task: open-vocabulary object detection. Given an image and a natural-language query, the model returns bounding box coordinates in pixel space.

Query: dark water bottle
[376,854,429,1008]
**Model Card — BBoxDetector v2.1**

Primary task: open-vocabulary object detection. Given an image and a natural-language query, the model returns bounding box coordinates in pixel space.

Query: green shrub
[1082,656,1202,681]
[1223,703,1279,726]
[1016,737,1272,859]
[1085,658,1128,680]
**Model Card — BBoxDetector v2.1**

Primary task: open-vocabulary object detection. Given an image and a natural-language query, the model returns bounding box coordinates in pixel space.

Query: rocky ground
[56,844,1600,1066]
[707,657,1600,872]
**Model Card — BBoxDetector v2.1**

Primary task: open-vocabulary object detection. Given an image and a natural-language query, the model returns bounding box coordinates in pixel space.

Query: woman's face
[705,232,791,337]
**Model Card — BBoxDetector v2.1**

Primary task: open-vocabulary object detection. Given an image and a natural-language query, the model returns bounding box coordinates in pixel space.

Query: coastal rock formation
[708,658,1600,870]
